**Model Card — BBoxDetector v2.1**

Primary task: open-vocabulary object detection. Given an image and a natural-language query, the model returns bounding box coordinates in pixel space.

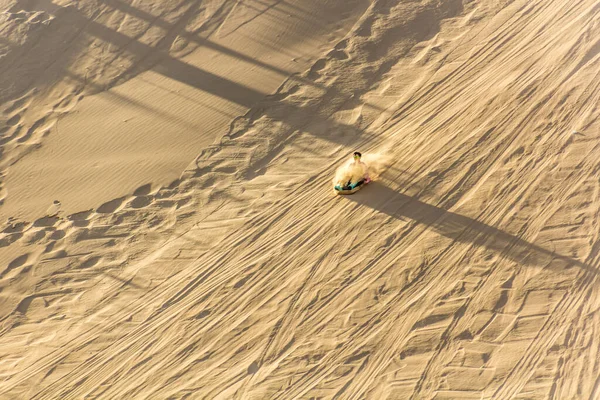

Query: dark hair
[353,151,362,157]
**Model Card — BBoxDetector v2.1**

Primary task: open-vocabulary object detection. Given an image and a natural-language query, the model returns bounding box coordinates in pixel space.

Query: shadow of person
[345,181,595,274]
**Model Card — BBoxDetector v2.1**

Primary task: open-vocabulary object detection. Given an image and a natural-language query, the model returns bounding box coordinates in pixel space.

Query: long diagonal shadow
[102,0,322,86]
[17,0,379,146]
[347,182,596,274]
[11,0,271,107]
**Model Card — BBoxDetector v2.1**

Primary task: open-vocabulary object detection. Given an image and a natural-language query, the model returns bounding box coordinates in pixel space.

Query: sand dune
[1,0,367,220]
[1,0,600,398]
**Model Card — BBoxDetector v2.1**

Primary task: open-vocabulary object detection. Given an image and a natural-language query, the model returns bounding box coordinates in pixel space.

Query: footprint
[133,183,152,196]
[129,196,152,209]
[1,253,29,278]
[33,215,60,227]
[28,12,45,23]
[28,11,53,25]
[52,91,81,113]
[68,210,93,227]
[156,200,176,209]
[44,241,56,253]
[6,114,21,126]
[0,125,23,145]
[0,233,23,247]
[6,11,28,22]
[49,229,65,240]
[96,197,125,214]
[335,39,349,50]
[167,179,181,189]
[79,256,101,269]
[4,95,31,115]
[21,229,46,245]
[307,58,328,79]
[3,221,28,234]
[16,296,35,314]
[18,116,53,143]
[15,292,57,315]
[327,49,349,60]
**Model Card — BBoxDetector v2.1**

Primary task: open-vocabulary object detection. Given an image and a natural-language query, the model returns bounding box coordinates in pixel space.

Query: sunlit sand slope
[1,0,599,398]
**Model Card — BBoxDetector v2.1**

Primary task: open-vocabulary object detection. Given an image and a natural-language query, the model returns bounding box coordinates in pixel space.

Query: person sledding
[334,151,371,194]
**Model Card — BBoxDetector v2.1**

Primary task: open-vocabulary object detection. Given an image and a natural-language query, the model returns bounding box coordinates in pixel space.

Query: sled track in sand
[1,0,600,398]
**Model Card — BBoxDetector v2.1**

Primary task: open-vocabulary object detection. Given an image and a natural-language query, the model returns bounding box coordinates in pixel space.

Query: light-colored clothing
[357,160,369,179]
[338,160,369,185]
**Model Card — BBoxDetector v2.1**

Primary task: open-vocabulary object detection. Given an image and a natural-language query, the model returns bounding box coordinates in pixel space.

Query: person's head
[353,151,362,161]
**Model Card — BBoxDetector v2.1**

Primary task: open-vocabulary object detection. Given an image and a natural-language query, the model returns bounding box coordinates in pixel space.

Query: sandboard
[334,178,369,195]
